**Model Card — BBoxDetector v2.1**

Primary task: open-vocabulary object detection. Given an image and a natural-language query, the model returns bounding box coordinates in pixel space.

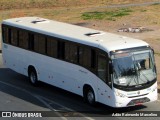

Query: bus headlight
[115,91,126,98]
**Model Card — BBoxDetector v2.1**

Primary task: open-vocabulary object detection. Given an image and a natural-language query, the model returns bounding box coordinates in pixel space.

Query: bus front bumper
[113,87,157,108]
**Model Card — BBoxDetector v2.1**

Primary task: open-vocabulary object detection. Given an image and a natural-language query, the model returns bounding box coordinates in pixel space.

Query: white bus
[1,17,157,107]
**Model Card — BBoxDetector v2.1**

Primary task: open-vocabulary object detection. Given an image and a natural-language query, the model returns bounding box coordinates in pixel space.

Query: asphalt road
[0,54,160,120]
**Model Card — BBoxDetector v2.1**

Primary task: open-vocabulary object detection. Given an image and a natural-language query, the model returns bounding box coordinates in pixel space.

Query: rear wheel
[28,68,38,86]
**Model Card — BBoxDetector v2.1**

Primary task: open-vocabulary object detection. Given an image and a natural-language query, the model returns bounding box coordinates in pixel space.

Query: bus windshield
[111,49,156,90]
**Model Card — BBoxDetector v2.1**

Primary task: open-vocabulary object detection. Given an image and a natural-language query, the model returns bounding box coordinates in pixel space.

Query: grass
[81,8,133,20]
[155,52,160,56]
[140,9,147,12]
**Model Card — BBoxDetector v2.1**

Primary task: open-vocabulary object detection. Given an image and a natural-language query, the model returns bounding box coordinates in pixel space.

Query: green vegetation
[152,3,160,6]
[155,52,160,56]
[140,9,147,12]
[81,8,133,21]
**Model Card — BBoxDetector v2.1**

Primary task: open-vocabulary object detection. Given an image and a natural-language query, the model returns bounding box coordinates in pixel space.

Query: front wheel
[29,69,38,86]
[84,87,95,105]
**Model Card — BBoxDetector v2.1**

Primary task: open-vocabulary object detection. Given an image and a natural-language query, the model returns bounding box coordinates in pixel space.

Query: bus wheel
[28,68,38,86]
[84,87,95,105]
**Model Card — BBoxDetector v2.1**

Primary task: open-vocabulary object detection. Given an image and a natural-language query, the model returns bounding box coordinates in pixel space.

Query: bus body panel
[2,43,100,101]
[96,78,114,106]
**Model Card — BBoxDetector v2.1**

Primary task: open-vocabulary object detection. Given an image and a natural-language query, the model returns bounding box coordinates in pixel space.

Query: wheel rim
[30,72,36,84]
[87,90,94,104]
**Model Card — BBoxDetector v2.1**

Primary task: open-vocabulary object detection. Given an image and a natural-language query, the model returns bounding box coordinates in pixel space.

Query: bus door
[97,52,112,103]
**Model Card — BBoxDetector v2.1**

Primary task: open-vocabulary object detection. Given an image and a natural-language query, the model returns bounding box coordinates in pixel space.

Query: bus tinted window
[47,37,57,57]
[34,34,46,54]
[38,35,46,54]
[91,49,96,68]
[79,46,91,68]
[65,42,78,63]
[28,33,34,51]
[8,28,11,44]
[2,26,9,43]
[19,30,28,49]
[11,28,18,46]
[58,41,65,59]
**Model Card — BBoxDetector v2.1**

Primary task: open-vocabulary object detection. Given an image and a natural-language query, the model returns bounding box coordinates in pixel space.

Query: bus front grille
[128,93,149,98]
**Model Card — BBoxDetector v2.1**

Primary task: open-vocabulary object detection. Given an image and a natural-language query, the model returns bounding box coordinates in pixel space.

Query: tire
[28,69,38,86]
[84,87,95,105]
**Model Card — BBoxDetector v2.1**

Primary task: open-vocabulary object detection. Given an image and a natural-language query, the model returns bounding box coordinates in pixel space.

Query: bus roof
[2,17,149,52]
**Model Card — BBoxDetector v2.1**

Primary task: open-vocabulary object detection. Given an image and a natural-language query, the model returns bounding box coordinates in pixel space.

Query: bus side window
[28,33,34,51]
[2,26,9,43]
[38,35,46,54]
[11,28,18,46]
[91,49,96,69]
[19,30,28,49]
[57,41,65,60]
[47,37,57,58]
[8,28,11,44]
[65,42,78,63]
[34,34,46,54]
[79,46,91,68]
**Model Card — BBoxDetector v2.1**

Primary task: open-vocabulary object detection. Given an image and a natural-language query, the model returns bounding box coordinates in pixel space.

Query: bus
[1,17,157,107]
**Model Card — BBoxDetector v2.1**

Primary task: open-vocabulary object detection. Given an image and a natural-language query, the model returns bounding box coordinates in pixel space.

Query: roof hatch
[31,18,49,24]
[85,32,105,37]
